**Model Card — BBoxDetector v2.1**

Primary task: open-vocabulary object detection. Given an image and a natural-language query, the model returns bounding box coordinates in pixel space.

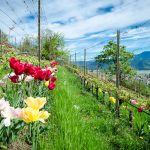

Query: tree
[1,32,8,42]
[41,29,67,60]
[20,36,36,53]
[95,40,136,84]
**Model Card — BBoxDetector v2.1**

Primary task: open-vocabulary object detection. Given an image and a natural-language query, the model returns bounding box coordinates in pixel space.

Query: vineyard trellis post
[129,110,133,128]
[38,0,41,67]
[115,30,120,118]
[70,55,71,65]
[84,48,86,76]
[20,41,21,52]
[0,29,2,57]
[101,71,103,80]
[138,78,141,97]
[15,37,16,51]
[86,64,88,74]
[96,85,99,100]
[96,63,99,79]
[75,51,76,65]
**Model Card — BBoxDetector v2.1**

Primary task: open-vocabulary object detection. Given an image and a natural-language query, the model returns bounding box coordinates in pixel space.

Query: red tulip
[8,58,59,84]
[138,107,143,112]
[138,105,148,112]
[33,70,46,81]
[9,57,20,69]
[39,70,47,81]
[13,62,25,75]
[45,70,52,81]
[9,75,19,83]
[24,63,33,74]
[29,66,41,77]
[48,82,56,90]
[50,61,58,68]
[51,76,56,82]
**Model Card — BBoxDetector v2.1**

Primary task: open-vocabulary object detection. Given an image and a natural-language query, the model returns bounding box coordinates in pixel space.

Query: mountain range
[76,51,150,70]
[131,51,150,70]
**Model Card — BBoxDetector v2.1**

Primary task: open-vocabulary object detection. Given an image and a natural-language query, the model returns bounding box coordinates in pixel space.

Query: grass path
[39,66,148,150]
[39,66,111,150]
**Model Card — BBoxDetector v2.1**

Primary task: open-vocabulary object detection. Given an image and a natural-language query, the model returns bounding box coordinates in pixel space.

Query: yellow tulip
[21,107,40,123]
[39,111,50,123]
[109,97,116,104]
[24,97,46,110]
[21,107,50,123]
[45,81,49,87]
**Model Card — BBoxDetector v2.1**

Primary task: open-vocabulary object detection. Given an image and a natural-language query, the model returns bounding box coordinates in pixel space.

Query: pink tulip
[12,108,23,119]
[130,99,138,105]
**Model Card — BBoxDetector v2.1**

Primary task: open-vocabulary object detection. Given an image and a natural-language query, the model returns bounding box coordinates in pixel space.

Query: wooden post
[84,77,86,87]
[84,49,86,76]
[108,92,111,110]
[96,63,99,79]
[0,29,2,57]
[75,51,76,65]
[102,91,105,103]
[15,37,16,51]
[134,80,136,93]
[20,41,22,52]
[38,0,41,67]
[115,30,120,118]
[96,86,99,100]
[80,76,83,85]
[129,110,133,128]
[70,55,71,65]
[86,64,88,74]
[139,79,141,97]
[91,83,93,94]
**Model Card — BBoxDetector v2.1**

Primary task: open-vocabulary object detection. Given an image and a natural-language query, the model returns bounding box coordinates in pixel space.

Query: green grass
[38,66,150,150]
[39,66,109,149]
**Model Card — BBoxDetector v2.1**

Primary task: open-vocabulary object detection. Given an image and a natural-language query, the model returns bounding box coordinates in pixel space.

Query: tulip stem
[32,122,40,150]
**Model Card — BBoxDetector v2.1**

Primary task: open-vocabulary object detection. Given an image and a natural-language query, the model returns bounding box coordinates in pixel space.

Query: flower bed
[0,53,58,149]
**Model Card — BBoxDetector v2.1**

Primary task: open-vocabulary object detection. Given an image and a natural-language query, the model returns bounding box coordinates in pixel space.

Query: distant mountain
[76,61,97,70]
[131,51,150,70]
[76,60,108,70]
[76,51,150,70]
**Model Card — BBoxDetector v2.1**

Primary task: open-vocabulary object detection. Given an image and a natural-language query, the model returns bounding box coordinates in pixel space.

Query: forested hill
[131,51,150,70]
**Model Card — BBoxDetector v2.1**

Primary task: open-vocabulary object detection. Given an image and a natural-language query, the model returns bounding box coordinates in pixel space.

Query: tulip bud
[48,82,56,90]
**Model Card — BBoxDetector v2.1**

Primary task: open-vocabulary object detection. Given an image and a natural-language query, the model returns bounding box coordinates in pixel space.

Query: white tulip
[3,118,11,127]
[0,98,10,111]
[24,75,34,82]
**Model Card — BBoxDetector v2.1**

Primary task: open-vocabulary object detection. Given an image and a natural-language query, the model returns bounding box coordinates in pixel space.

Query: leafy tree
[95,40,136,84]
[20,36,36,54]
[41,29,67,60]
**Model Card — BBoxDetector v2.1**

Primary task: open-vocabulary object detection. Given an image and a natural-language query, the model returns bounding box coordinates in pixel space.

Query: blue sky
[0,0,150,60]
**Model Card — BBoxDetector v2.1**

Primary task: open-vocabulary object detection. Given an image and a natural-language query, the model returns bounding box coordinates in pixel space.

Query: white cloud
[0,0,150,57]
